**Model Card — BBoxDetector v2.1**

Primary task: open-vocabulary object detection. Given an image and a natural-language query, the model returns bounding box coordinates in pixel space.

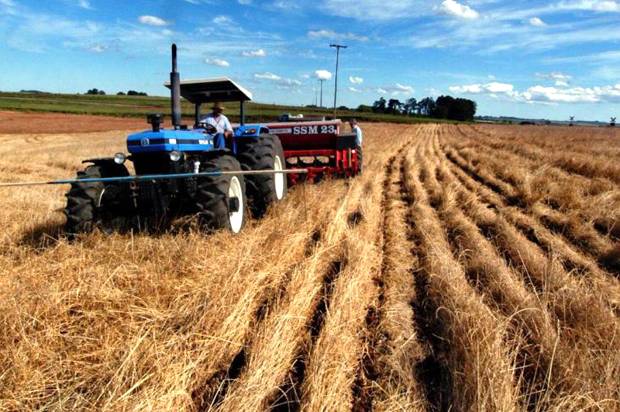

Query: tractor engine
[125,125,217,219]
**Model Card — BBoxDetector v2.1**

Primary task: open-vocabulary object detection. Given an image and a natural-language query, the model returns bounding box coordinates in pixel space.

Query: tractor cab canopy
[164,78,253,126]
[165,78,253,104]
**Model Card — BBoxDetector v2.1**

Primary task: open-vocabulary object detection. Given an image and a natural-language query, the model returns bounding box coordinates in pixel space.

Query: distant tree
[356,104,373,113]
[450,98,476,121]
[433,95,454,119]
[86,88,100,95]
[387,99,403,115]
[417,97,436,116]
[338,105,349,111]
[126,90,148,96]
[372,97,387,114]
[403,98,418,115]
[117,91,126,96]
[432,95,476,121]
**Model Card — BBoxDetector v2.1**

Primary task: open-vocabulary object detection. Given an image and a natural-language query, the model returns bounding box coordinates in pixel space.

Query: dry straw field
[0,121,619,411]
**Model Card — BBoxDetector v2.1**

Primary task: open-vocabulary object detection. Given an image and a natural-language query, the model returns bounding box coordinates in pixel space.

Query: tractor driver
[201,102,233,149]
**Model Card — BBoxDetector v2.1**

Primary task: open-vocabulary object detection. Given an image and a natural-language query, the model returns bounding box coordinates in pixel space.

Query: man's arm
[223,116,233,138]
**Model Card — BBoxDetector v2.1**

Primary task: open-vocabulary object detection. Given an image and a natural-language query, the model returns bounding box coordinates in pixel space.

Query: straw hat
[211,102,225,111]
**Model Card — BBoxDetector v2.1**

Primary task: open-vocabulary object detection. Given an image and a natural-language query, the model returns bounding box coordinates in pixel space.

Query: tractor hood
[127,129,215,154]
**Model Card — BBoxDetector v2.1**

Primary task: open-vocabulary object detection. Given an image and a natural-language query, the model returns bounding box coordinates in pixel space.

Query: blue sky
[0,0,619,121]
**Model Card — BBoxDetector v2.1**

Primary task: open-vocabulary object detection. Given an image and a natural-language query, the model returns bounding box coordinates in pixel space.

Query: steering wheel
[203,124,217,134]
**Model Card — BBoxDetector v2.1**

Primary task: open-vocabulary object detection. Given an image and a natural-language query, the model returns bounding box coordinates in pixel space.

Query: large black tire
[196,154,247,233]
[64,163,131,235]
[236,134,288,218]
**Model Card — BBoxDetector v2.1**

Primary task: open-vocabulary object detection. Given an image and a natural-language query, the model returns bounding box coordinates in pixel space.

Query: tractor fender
[234,125,270,139]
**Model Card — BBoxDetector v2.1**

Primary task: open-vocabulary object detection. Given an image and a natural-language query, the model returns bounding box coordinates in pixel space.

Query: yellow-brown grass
[0,121,619,411]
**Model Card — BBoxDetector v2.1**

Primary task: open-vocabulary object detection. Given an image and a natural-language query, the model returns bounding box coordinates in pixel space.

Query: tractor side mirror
[147,113,164,132]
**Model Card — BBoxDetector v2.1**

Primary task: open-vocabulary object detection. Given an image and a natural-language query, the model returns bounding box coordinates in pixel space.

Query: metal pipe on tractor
[170,44,182,130]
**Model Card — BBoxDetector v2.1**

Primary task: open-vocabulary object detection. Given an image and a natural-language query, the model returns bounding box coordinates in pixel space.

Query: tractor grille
[131,154,184,175]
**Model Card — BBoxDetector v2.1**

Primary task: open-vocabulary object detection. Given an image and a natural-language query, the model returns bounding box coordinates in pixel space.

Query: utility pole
[319,79,325,107]
[330,43,347,117]
[313,81,318,106]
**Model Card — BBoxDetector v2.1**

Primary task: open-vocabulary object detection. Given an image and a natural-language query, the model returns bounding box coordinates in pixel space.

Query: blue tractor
[64,44,287,234]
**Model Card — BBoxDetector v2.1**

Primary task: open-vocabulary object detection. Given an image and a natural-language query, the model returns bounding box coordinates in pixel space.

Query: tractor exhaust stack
[170,44,182,129]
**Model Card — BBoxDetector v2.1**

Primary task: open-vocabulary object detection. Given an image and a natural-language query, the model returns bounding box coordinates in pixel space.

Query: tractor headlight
[169,151,182,162]
[113,153,126,165]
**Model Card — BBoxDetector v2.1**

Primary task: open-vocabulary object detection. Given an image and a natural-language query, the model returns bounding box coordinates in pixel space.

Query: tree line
[86,88,148,96]
[356,95,477,121]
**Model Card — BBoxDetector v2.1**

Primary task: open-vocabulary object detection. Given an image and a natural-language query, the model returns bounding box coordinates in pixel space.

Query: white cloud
[391,83,415,95]
[556,0,620,12]
[307,29,368,42]
[407,4,620,53]
[87,44,107,53]
[241,48,266,57]
[138,15,169,27]
[272,0,300,10]
[254,71,301,88]
[536,72,572,87]
[315,69,333,80]
[375,84,415,96]
[322,0,426,21]
[545,50,620,64]
[438,0,480,19]
[255,72,280,80]
[280,78,302,86]
[450,82,515,95]
[349,86,362,93]
[213,15,232,25]
[349,76,364,84]
[205,58,230,67]
[450,80,620,103]
[529,17,546,26]
[77,0,92,9]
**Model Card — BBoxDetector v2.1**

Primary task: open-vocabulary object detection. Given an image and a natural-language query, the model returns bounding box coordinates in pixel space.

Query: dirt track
[0,110,145,133]
[0,120,619,411]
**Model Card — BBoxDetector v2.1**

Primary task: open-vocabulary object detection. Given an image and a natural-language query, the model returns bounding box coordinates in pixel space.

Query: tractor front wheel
[195,154,246,234]
[64,163,131,235]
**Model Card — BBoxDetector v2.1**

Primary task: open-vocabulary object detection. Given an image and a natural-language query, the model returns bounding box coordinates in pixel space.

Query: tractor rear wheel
[236,134,287,218]
[195,154,246,234]
[64,163,131,235]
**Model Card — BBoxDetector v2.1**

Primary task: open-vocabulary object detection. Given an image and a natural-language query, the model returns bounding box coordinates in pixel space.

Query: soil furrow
[437,140,620,407]
[439,138,620,309]
[400,131,518,411]
[270,259,345,411]
[459,125,620,184]
[429,132,581,409]
[216,179,364,412]
[356,141,427,411]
